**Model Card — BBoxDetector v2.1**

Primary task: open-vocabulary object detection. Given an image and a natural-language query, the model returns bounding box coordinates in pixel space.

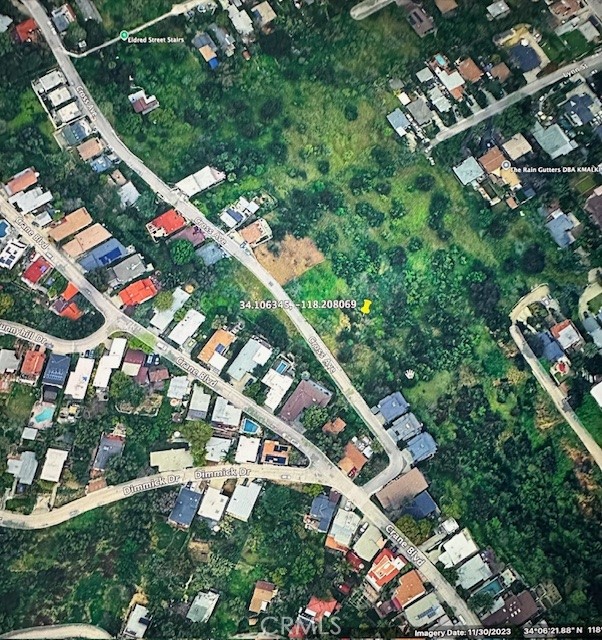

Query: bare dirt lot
[255,234,325,284]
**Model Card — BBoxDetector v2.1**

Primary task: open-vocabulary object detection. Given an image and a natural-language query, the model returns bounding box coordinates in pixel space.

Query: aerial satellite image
[0,0,600,637]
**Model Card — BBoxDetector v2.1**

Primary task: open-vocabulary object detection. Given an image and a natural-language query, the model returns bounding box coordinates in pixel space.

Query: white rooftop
[9,188,53,214]
[261,368,294,411]
[353,524,385,561]
[439,528,479,568]
[175,166,226,197]
[64,357,94,400]
[150,287,190,333]
[187,385,211,419]
[211,396,242,427]
[226,481,261,521]
[150,448,194,472]
[198,486,229,522]
[227,337,273,381]
[167,309,205,346]
[234,435,261,463]
[167,375,191,401]
[40,447,68,483]
[456,554,493,590]
[205,436,231,462]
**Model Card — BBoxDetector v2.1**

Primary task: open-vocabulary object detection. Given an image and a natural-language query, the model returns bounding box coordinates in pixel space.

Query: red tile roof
[20,347,46,377]
[147,209,186,238]
[366,548,406,589]
[345,550,366,571]
[5,167,37,196]
[323,417,346,434]
[59,302,83,320]
[457,58,483,83]
[22,256,52,285]
[61,282,79,301]
[118,278,158,307]
[550,319,572,339]
[14,18,39,43]
[305,596,338,622]
[392,569,426,608]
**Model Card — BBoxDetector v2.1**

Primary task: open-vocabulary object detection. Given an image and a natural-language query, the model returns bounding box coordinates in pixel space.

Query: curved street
[0,624,112,639]
[21,0,407,494]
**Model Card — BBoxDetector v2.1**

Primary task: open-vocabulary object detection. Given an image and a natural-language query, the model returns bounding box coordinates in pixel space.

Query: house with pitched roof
[248,580,277,616]
[279,378,332,423]
[365,547,406,591]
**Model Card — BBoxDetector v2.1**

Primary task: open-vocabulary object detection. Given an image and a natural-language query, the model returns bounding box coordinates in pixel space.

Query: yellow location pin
[360,299,372,314]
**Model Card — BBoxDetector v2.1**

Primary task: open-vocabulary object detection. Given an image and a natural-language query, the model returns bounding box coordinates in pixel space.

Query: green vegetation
[575,395,602,447]
[178,421,212,466]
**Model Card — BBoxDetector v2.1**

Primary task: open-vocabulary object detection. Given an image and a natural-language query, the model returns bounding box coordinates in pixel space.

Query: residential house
[366,548,406,591]
[226,337,272,382]
[187,591,219,623]
[121,349,146,377]
[429,86,452,113]
[149,447,193,472]
[198,328,236,372]
[234,435,261,463]
[416,67,435,84]
[33,69,65,94]
[198,486,229,523]
[433,0,457,15]
[502,133,532,160]
[323,417,346,435]
[42,353,71,398]
[439,528,478,568]
[4,167,38,196]
[211,396,242,434]
[305,492,339,533]
[128,89,159,115]
[225,5,254,39]
[77,137,105,162]
[63,224,111,258]
[387,412,422,442]
[478,145,505,174]
[290,597,338,638]
[123,605,151,639]
[386,108,411,137]
[487,0,510,19]
[252,1,276,28]
[167,375,191,403]
[392,569,426,608]
[406,432,438,464]
[0,349,21,374]
[52,282,83,320]
[279,378,332,423]
[118,181,141,208]
[401,490,439,519]
[219,196,260,229]
[48,207,92,242]
[550,319,584,351]
[405,592,445,628]
[375,468,428,511]
[590,380,602,408]
[192,32,219,69]
[196,241,228,266]
[19,346,46,385]
[539,331,564,362]
[238,219,272,247]
[39,447,69,483]
[375,391,410,424]
[209,23,235,56]
[510,42,541,74]
[7,451,38,485]
[77,238,127,272]
[582,315,602,349]
[118,278,158,307]
[167,309,206,348]
[150,287,190,333]
[92,433,125,473]
[64,357,94,401]
[0,14,12,32]
[407,98,433,126]
[249,580,277,616]
[205,436,231,462]
[13,18,39,43]
[549,0,582,20]
[92,338,127,390]
[353,524,385,562]
[584,186,602,230]
[532,121,578,159]
[542,207,582,247]
[226,479,262,521]
[456,553,493,590]
[482,590,539,626]
[261,365,294,411]
[562,84,601,127]
[0,239,27,270]
[168,485,203,528]
[22,255,52,287]
[146,209,186,241]
[325,508,361,552]
[60,118,93,146]
[108,254,147,287]
[338,441,368,477]
[453,156,485,186]
[457,58,483,83]
[187,385,211,420]
[260,439,290,465]
[175,166,226,197]
[51,4,76,32]
[406,4,435,37]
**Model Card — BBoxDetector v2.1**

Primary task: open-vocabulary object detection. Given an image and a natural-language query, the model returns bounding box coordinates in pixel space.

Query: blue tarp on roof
[402,490,438,519]
[78,238,127,272]
[406,432,438,464]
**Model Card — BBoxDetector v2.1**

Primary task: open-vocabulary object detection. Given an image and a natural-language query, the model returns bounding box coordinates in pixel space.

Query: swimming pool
[241,418,260,435]
[275,360,288,374]
[474,577,503,598]
[0,221,8,239]
[33,406,54,424]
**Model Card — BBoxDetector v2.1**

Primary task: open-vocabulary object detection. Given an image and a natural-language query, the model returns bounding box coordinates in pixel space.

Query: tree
[179,421,212,465]
[64,23,87,50]
[0,293,14,316]
[109,371,144,407]
[394,515,432,545]
[302,406,330,432]
[520,244,546,274]
[169,239,194,265]
[343,104,358,121]
[154,290,173,311]
[414,174,435,191]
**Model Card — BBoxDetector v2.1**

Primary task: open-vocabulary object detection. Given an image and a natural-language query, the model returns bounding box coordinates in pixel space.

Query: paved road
[0,206,479,626]
[510,324,602,470]
[0,318,115,355]
[24,0,406,495]
[0,624,112,639]
[350,0,397,20]
[433,50,602,144]
[578,268,602,320]
[509,283,550,325]
[67,0,210,59]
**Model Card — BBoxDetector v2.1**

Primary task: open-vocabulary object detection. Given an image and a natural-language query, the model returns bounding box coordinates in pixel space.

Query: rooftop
[376,468,428,511]
[226,480,262,521]
[439,528,478,568]
[457,58,483,83]
[279,379,332,423]
[187,591,219,623]
[169,486,203,528]
[146,209,186,240]
[392,569,426,608]
[48,207,92,242]
[198,486,229,522]
[377,391,410,423]
[119,278,158,307]
[39,447,68,483]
